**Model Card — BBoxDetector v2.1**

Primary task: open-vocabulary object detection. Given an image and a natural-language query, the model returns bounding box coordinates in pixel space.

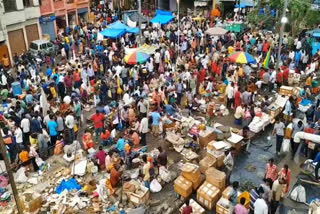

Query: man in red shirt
[262,40,270,57]
[91,110,105,141]
[281,65,289,85]
[276,68,283,88]
[182,199,193,214]
[64,72,73,93]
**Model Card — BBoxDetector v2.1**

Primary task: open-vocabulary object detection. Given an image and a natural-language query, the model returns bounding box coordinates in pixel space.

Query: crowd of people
[0,2,319,214]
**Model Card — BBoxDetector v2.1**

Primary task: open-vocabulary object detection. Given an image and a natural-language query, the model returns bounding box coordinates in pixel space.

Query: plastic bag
[15,167,28,183]
[282,139,290,153]
[290,184,306,203]
[150,179,162,193]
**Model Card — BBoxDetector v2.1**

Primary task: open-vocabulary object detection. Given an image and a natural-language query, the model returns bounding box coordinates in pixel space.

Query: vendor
[229,181,240,206]
[142,154,151,189]
[234,104,245,126]
[110,164,121,188]
[95,146,106,170]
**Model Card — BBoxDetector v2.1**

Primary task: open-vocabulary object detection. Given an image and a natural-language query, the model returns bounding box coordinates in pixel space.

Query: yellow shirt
[50,87,57,98]
[228,46,234,54]
[29,136,38,146]
[238,67,244,77]
[306,77,312,86]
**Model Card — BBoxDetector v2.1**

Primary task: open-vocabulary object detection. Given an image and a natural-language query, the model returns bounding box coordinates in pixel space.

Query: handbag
[3,136,12,144]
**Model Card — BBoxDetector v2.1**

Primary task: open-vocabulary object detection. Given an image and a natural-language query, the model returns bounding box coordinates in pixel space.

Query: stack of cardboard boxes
[206,141,228,168]
[174,163,203,199]
[174,176,193,198]
[196,182,220,210]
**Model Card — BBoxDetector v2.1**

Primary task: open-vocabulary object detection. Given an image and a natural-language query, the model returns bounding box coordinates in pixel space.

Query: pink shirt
[265,163,278,181]
[234,204,248,214]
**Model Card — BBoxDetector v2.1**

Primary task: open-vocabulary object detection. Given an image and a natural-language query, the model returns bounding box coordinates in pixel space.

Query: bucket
[12,82,22,96]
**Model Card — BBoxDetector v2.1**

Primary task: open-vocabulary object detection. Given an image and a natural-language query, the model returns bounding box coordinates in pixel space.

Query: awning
[78,7,88,14]
[150,10,173,25]
[108,20,139,34]
[235,0,255,8]
[98,28,126,39]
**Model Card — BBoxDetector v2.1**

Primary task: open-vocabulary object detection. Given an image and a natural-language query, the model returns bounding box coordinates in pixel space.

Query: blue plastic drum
[12,82,22,96]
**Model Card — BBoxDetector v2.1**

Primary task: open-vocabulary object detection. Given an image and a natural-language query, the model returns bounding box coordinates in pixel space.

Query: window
[23,0,34,7]
[30,43,39,50]
[40,44,47,50]
[47,43,53,48]
[3,0,17,12]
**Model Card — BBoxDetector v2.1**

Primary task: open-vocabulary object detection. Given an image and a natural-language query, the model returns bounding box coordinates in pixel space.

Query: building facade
[0,0,42,64]
[40,0,90,41]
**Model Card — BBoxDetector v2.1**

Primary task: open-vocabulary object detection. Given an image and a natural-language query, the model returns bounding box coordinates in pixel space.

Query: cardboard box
[181,163,201,182]
[179,199,205,214]
[222,186,232,199]
[199,155,216,174]
[174,176,193,198]
[197,181,220,210]
[199,130,216,148]
[216,197,233,214]
[206,152,225,168]
[205,167,226,190]
[129,185,150,205]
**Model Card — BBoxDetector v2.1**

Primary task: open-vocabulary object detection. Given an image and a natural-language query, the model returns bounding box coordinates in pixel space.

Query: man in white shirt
[223,147,235,185]
[137,98,148,117]
[21,117,30,143]
[139,116,149,146]
[154,51,161,71]
[226,82,235,109]
[254,197,268,214]
[65,114,75,143]
[296,40,302,50]
[14,126,23,149]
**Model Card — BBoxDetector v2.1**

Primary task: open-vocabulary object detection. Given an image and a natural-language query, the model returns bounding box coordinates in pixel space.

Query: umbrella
[205,27,228,36]
[228,51,256,64]
[124,51,150,65]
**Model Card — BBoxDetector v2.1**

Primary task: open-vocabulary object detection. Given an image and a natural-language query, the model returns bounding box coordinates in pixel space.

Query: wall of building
[1,0,41,63]
[39,0,90,40]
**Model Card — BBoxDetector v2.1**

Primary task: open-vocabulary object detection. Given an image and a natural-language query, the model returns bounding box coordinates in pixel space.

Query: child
[101,129,110,146]
[83,131,94,150]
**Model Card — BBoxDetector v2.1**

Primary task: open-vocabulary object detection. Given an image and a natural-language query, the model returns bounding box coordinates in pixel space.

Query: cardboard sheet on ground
[71,159,87,176]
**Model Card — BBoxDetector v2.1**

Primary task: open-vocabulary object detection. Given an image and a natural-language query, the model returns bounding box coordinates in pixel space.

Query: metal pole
[177,0,180,58]
[138,0,142,45]
[0,135,23,213]
[276,0,288,70]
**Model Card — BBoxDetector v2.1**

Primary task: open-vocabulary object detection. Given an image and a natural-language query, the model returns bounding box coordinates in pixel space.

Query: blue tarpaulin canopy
[235,0,255,8]
[150,10,174,25]
[108,20,139,34]
[99,28,126,39]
